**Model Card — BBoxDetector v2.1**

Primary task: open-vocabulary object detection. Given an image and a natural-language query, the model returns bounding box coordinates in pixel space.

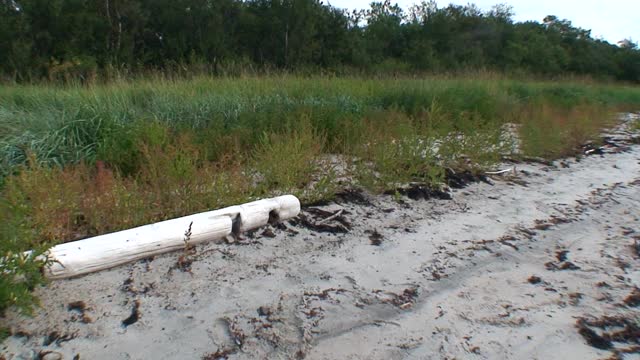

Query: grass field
[1,75,640,315]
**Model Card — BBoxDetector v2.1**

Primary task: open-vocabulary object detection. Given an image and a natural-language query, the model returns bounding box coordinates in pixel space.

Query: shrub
[251,116,326,196]
[0,250,49,317]
[518,103,614,159]
[436,112,510,172]
[351,110,443,191]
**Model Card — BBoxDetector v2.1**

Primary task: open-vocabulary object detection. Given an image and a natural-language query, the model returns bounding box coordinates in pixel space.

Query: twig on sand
[317,209,344,225]
[485,167,516,175]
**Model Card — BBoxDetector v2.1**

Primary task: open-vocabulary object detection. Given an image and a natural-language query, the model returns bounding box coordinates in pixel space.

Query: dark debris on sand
[293,208,351,234]
[385,184,451,201]
[576,316,640,353]
[445,169,492,189]
[623,288,640,307]
[121,300,141,327]
[366,229,384,246]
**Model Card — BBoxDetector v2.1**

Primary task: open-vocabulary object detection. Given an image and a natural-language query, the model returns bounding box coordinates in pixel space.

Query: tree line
[1,0,639,82]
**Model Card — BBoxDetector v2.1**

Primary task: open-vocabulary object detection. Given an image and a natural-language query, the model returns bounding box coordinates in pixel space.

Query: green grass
[2,76,639,178]
[517,103,617,159]
[631,114,640,132]
[1,74,640,315]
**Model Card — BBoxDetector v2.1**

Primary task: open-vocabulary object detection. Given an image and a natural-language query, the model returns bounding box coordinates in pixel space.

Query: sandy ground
[2,115,640,360]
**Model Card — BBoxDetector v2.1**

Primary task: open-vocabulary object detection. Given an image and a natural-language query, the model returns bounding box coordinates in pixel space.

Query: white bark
[42,195,300,279]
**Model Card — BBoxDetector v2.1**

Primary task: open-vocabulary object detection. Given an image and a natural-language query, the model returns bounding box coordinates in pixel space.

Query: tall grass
[2,75,638,242]
[2,76,639,179]
[1,75,640,315]
[517,104,616,158]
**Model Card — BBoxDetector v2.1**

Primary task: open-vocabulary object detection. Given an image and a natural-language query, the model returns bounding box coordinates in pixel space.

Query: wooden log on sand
[43,195,300,279]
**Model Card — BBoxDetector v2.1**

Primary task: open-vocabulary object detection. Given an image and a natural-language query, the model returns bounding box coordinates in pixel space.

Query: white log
[485,167,516,175]
[42,195,300,279]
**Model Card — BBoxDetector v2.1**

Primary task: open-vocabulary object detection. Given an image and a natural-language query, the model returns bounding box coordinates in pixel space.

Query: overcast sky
[329,0,638,44]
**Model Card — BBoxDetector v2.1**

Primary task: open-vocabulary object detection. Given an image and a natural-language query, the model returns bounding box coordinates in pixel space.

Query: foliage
[0,250,49,317]
[1,1,639,83]
[251,116,326,196]
[517,104,615,159]
[0,185,51,317]
[436,113,510,172]
[349,110,443,191]
[630,114,640,132]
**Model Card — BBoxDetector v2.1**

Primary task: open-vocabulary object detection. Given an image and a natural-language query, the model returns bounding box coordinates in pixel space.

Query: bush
[518,103,614,159]
[350,110,443,191]
[0,250,49,317]
[251,116,326,196]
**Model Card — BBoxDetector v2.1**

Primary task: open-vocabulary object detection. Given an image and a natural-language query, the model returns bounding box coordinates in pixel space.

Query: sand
[2,115,639,360]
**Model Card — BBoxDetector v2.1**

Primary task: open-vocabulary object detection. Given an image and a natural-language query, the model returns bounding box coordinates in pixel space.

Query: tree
[1,0,639,82]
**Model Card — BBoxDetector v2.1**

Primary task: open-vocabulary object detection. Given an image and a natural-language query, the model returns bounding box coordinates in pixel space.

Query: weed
[518,103,615,159]
[299,162,339,204]
[350,111,441,191]
[630,116,640,132]
[436,112,510,172]
[251,117,326,196]
[0,249,50,317]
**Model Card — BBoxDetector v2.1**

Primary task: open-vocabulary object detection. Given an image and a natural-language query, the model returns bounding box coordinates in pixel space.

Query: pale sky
[329,0,639,44]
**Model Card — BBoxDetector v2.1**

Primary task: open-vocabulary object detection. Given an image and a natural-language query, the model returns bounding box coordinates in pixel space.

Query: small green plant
[392,190,403,202]
[630,117,640,132]
[0,249,50,317]
[251,117,326,195]
[0,326,9,341]
[299,163,339,204]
